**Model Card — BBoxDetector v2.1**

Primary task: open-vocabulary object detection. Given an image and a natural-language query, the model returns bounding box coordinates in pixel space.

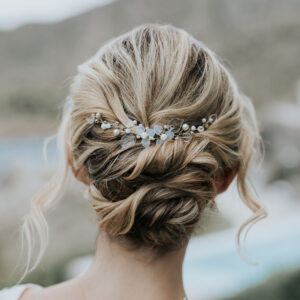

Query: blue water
[183,216,300,299]
[0,136,59,179]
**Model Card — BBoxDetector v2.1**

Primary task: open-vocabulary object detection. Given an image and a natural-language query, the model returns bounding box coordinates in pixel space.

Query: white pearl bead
[141,132,148,139]
[197,125,204,132]
[101,123,107,129]
[136,135,141,139]
[132,120,137,125]
[209,117,214,122]
[191,125,196,131]
[160,133,167,140]
[95,112,101,119]
[125,128,131,134]
[113,129,120,136]
[202,118,207,123]
[105,123,111,129]
[182,123,189,131]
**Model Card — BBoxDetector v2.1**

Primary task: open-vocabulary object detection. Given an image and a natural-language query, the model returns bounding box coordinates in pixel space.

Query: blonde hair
[19,23,267,280]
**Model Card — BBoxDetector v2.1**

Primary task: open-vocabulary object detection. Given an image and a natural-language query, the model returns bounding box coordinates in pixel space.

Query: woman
[0,23,266,300]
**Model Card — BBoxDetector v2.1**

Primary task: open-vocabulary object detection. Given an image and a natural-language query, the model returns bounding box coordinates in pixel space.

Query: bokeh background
[0,0,300,299]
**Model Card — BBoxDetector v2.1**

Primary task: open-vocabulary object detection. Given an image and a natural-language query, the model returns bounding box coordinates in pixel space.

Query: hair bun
[88,138,218,251]
[91,179,214,251]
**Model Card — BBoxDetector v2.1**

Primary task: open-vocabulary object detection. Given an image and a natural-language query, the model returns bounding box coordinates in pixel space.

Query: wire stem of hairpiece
[86,112,217,148]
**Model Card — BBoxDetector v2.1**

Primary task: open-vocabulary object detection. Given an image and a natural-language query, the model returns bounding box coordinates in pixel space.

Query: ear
[67,145,89,186]
[215,167,238,194]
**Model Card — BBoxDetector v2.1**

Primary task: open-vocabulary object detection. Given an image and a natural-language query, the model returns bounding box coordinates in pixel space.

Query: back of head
[20,23,266,278]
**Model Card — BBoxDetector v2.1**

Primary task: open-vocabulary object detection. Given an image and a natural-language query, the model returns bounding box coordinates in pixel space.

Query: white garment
[0,284,42,300]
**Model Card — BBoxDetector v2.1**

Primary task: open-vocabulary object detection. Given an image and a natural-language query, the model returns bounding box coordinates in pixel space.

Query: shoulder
[0,284,42,300]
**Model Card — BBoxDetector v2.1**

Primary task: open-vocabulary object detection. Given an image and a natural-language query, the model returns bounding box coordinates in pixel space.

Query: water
[0,136,58,179]
[183,214,300,299]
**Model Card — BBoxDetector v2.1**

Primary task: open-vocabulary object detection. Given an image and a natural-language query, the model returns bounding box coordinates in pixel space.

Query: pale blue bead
[160,133,167,140]
[146,128,155,137]
[141,132,148,139]
[136,125,145,135]
[153,125,163,135]
[165,130,175,140]
[156,139,161,145]
[120,134,136,148]
[141,139,151,148]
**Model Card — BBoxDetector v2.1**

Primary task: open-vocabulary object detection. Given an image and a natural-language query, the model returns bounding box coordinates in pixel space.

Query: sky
[0,0,116,31]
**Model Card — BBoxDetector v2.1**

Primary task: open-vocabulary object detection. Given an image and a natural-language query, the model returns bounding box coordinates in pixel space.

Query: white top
[0,284,42,300]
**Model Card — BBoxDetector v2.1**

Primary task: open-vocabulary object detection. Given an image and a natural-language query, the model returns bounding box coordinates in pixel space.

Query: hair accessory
[86,112,217,148]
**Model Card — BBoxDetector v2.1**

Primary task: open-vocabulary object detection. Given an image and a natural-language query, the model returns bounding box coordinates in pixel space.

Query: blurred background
[0,0,300,299]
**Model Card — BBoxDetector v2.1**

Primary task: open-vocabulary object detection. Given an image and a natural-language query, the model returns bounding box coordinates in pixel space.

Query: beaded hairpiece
[86,112,217,148]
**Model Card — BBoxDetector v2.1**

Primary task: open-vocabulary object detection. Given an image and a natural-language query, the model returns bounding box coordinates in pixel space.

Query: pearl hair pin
[86,112,217,148]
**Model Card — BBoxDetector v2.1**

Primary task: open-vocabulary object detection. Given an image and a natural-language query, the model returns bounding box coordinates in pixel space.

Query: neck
[77,230,188,300]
